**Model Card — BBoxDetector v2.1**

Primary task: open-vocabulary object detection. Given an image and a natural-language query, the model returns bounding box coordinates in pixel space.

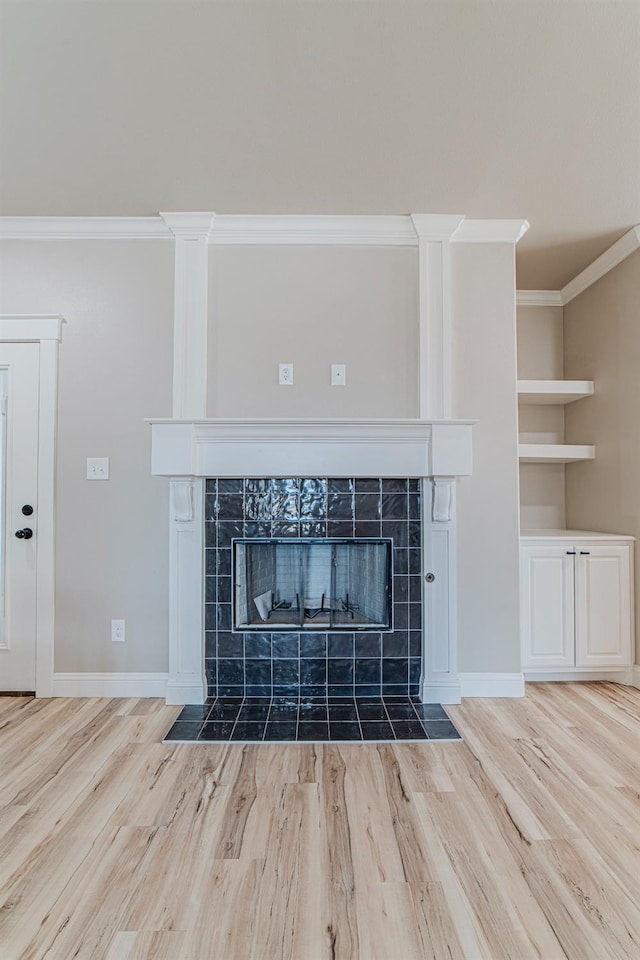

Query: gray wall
[0,240,174,672]
[208,246,418,418]
[452,243,521,673]
[565,249,640,662]
[0,236,523,679]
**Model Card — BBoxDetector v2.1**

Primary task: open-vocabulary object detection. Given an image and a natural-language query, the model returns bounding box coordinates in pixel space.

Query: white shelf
[517,380,594,404]
[519,443,595,464]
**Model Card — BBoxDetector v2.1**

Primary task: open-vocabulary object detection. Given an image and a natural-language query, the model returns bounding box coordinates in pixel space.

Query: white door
[521,544,575,669]
[0,344,40,691]
[575,546,632,668]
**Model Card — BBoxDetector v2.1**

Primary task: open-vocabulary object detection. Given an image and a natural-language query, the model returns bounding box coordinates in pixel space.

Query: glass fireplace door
[233,538,392,631]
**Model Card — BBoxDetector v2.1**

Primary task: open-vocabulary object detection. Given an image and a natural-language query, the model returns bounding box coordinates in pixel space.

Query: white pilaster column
[411,214,462,420]
[165,477,206,704]
[411,215,464,703]
[160,212,215,419]
[421,477,460,703]
[160,213,215,705]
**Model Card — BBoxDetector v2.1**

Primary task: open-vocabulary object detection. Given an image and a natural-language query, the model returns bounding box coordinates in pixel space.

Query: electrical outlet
[331,364,346,386]
[111,619,125,642]
[278,363,294,386]
[87,457,110,480]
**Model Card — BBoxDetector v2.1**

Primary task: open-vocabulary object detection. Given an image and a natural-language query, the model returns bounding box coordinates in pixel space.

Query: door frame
[0,316,64,696]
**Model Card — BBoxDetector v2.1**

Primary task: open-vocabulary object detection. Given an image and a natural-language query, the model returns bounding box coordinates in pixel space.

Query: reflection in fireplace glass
[233,539,392,631]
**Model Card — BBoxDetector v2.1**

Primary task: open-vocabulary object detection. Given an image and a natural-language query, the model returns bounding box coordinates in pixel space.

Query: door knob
[15,528,33,540]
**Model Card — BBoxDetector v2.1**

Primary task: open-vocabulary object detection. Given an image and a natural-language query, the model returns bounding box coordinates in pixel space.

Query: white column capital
[160,212,216,240]
[410,214,464,242]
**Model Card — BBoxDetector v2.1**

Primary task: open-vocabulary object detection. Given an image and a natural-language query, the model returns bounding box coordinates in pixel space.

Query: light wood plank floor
[0,683,639,959]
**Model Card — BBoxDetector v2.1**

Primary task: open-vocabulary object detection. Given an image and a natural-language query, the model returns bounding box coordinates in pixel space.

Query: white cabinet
[520,533,634,674]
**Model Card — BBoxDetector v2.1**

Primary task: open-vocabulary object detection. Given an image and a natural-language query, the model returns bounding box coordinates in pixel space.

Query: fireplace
[205,477,421,699]
[148,418,473,704]
[234,538,392,631]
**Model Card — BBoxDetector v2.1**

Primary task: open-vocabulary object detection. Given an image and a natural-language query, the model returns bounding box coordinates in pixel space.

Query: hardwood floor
[1,683,639,959]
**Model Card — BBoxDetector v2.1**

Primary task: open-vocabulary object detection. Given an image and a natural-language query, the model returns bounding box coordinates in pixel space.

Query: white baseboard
[631,665,640,690]
[458,672,525,698]
[422,673,525,701]
[421,678,462,704]
[525,669,635,684]
[51,672,169,698]
[165,678,207,706]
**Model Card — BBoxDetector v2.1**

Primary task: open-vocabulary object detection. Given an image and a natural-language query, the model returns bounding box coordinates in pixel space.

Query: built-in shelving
[518,444,595,464]
[517,380,594,405]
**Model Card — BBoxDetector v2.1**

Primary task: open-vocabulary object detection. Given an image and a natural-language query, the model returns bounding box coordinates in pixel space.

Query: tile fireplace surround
[205,476,422,699]
[148,418,474,706]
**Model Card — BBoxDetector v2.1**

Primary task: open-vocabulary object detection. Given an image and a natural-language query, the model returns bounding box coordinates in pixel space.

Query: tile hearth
[164,697,461,743]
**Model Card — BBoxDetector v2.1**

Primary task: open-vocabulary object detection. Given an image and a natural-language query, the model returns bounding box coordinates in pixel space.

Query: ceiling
[1,0,638,289]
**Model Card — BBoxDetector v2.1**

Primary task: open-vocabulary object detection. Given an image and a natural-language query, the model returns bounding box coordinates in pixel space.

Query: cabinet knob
[566,551,576,555]
[580,550,591,555]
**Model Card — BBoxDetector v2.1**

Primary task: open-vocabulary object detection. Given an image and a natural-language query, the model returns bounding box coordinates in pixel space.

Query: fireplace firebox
[233,538,392,631]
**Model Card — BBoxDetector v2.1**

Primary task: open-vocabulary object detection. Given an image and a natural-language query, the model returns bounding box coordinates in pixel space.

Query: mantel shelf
[148,418,475,479]
[517,380,594,405]
[519,443,595,464]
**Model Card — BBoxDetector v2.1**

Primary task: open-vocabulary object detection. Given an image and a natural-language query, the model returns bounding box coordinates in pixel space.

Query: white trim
[0,217,171,241]
[159,212,216,240]
[458,673,525,698]
[209,214,420,245]
[421,678,461,705]
[52,672,169,698]
[452,219,530,244]
[168,477,206,705]
[148,419,474,480]
[516,291,564,307]
[0,213,534,248]
[421,480,459,702]
[161,214,215,419]
[35,339,58,697]
[165,678,207,706]
[0,315,64,342]
[412,217,455,419]
[561,227,640,304]
[526,669,635,685]
[0,315,62,698]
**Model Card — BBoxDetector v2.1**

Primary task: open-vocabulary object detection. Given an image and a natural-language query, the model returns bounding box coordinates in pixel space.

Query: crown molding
[561,226,640,304]
[208,214,419,245]
[451,219,529,244]
[0,216,171,240]
[516,290,564,307]
[159,212,216,239]
[0,213,534,247]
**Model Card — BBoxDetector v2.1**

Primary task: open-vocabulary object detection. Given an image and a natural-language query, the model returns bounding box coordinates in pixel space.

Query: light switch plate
[87,457,109,480]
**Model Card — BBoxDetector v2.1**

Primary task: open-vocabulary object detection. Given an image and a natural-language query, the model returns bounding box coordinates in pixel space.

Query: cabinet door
[521,545,575,669]
[575,546,632,668]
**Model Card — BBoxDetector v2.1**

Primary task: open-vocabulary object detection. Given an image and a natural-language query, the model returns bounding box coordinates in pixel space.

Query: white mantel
[149,417,473,705]
[148,417,474,481]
